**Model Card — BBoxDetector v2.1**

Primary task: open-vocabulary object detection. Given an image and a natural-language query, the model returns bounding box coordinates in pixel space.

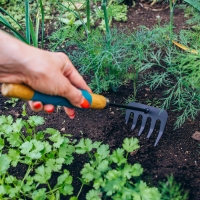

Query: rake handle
[1,83,108,109]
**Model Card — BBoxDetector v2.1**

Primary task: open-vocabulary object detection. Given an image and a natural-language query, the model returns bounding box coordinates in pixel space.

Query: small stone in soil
[192,131,200,141]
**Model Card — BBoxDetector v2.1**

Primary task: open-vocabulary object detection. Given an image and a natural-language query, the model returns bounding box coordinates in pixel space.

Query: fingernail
[69,114,75,119]
[33,103,41,109]
[80,98,90,109]
[46,109,54,113]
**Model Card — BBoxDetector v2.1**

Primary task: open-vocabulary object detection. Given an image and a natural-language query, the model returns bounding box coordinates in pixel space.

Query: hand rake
[1,83,168,146]
[125,102,168,146]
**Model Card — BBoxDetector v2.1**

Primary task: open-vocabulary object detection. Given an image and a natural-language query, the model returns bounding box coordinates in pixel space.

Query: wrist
[0,31,36,83]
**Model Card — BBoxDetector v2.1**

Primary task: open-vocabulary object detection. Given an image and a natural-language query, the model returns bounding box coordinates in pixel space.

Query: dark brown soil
[1,2,200,200]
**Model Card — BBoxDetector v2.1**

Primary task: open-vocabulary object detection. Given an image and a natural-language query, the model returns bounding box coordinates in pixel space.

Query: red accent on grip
[80,98,90,109]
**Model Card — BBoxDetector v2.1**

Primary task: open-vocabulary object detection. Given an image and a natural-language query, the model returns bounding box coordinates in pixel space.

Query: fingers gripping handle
[1,83,108,109]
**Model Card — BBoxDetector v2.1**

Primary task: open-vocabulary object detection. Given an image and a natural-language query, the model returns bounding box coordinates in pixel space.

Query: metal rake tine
[131,113,140,130]
[146,118,157,138]
[138,115,148,136]
[154,129,164,146]
[154,112,168,146]
[125,109,132,124]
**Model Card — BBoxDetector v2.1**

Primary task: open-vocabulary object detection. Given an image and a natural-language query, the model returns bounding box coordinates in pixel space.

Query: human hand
[25,51,92,118]
[0,31,92,118]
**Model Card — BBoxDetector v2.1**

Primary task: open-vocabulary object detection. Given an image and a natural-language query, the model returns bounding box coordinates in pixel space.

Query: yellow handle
[1,83,108,109]
[1,83,34,100]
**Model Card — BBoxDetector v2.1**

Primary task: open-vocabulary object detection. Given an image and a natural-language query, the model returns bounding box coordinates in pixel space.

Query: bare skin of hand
[0,30,92,118]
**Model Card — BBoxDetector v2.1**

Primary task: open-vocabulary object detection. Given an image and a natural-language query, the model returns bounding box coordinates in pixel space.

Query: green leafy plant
[159,175,189,200]
[126,23,200,128]
[58,0,128,32]
[75,137,161,200]
[48,25,82,51]
[0,0,45,48]
[5,98,19,107]
[0,111,167,199]
[0,110,189,199]
[68,28,135,93]
[58,1,90,34]
[0,114,76,199]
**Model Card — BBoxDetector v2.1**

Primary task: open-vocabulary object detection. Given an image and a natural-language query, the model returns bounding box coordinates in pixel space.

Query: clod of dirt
[192,131,200,141]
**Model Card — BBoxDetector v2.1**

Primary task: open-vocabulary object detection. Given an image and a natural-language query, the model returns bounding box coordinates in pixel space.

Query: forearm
[0,30,30,82]
[0,30,52,85]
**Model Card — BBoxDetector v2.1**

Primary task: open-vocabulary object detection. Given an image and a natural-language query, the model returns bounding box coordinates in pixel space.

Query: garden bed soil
[1,2,200,200]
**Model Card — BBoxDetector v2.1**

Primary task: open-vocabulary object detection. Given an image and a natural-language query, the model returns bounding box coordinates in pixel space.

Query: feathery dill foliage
[68,28,135,93]
[48,25,82,51]
[159,175,189,200]
[138,25,200,128]
[124,26,164,97]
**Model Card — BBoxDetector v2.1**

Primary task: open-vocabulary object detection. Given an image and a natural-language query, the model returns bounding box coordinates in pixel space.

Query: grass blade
[0,7,25,32]
[25,0,31,44]
[38,0,44,48]
[184,0,200,12]
[29,18,37,47]
[0,19,27,43]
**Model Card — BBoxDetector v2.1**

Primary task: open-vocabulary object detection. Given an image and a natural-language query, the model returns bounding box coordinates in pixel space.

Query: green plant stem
[47,181,55,198]
[38,0,44,48]
[20,132,26,142]
[46,186,62,195]
[86,0,91,32]
[169,0,177,43]
[126,152,129,159]
[77,183,84,198]
[87,152,93,160]
[25,0,30,44]
[35,10,40,47]
[0,174,6,185]
[169,0,173,43]
[101,0,111,48]
[133,68,138,98]
[20,165,32,188]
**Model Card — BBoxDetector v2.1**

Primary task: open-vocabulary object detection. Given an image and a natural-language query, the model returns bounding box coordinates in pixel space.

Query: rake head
[125,102,168,146]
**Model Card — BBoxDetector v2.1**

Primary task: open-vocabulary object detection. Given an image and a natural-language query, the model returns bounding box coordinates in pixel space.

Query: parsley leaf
[75,138,93,154]
[28,116,45,127]
[45,158,65,172]
[86,189,102,200]
[0,154,11,175]
[8,149,21,167]
[49,132,64,148]
[34,165,52,184]
[32,188,47,200]
[122,137,140,153]
[110,148,126,166]
[81,163,101,182]
[132,163,143,177]
[7,133,23,147]
[57,169,73,195]
[97,144,110,160]
[20,140,44,159]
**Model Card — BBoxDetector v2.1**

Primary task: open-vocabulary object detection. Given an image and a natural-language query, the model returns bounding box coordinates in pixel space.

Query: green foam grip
[32,90,92,108]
